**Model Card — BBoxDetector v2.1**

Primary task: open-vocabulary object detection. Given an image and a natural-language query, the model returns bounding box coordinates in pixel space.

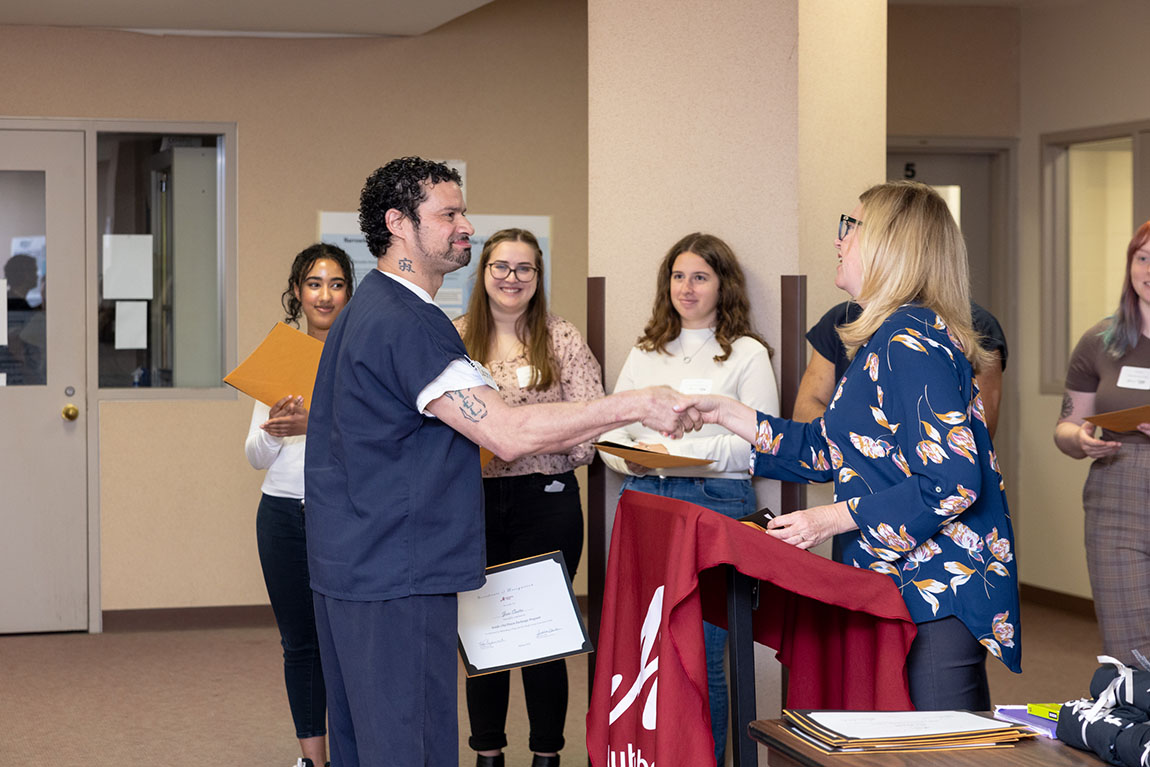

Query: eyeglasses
[487,262,538,281]
[838,214,862,241]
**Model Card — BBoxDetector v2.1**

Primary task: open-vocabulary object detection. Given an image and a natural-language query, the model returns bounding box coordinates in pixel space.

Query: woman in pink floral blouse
[454,228,604,767]
[686,182,1020,710]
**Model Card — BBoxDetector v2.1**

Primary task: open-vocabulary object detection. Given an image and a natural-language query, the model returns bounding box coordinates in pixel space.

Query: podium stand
[726,566,759,766]
[727,273,809,765]
[586,491,917,767]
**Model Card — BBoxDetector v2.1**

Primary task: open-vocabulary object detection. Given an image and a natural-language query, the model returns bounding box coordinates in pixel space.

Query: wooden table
[750,718,1105,767]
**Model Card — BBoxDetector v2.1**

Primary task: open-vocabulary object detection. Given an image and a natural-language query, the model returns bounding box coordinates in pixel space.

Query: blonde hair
[838,181,992,374]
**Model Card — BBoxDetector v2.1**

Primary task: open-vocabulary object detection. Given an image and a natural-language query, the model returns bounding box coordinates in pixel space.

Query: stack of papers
[781,710,1037,754]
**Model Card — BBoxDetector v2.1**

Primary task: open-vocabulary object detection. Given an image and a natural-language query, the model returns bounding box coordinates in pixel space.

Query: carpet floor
[1,599,1103,765]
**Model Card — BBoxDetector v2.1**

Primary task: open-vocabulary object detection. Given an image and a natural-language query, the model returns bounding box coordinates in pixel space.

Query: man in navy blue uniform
[306,157,694,766]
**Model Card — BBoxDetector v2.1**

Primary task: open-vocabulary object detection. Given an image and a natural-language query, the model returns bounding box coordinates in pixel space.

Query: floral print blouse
[753,305,1021,673]
[453,312,605,478]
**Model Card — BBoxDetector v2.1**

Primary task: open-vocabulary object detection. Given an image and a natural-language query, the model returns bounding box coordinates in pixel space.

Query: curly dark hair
[281,243,355,327]
[359,157,463,257]
[637,232,771,362]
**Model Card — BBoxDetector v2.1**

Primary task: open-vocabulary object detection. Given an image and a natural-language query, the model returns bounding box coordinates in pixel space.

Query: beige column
[588,0,885,732]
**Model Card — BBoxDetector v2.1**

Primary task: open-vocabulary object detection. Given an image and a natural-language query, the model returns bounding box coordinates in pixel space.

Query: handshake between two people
[633,388,856,551]
[631,386,728,439]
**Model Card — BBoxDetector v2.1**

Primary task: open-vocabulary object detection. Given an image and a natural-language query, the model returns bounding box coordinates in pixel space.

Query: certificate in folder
[1085,404,1150,433]
[593,440,713,469]
[457,551,592,677]
[223,322,324,409]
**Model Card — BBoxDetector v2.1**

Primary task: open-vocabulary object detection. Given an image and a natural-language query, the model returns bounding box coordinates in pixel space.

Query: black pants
[466,472,584,754]
[906,615,991,710]
[255,493,326,739]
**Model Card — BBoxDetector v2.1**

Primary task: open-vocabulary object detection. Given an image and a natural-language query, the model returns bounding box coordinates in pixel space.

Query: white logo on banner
[609,585,663,730]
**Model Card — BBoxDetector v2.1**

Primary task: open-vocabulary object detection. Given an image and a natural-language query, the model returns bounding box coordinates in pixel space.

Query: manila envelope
[224,322,324,410]
[593,440,713,469]
[1085,404,1150,433]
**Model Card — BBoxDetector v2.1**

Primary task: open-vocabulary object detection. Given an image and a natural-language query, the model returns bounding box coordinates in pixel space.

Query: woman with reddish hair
[1055,220,1150,664]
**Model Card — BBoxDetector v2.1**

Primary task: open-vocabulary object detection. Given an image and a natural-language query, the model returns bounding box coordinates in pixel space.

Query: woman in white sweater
[599,232,778,766]
[245,243,353,767]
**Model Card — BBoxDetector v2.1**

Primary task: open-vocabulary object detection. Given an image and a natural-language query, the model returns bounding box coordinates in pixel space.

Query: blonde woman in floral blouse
[685,181,1020,710]
[454,228,604,767]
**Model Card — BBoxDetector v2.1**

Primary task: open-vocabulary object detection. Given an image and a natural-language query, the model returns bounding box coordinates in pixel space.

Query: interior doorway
[887,139,1019,533]
[0,128,89,633]
[887,152,996,311]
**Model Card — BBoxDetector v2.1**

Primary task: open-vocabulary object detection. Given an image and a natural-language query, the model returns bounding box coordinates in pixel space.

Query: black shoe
[476,755,504,767]
[531,756,560,767]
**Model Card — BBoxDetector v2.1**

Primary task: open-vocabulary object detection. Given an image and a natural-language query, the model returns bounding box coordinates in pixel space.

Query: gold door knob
[62,404,79,421]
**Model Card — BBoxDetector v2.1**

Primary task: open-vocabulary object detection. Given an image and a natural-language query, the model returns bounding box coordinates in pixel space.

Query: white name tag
[1117,366,1150,390]
[679,378,713,394]
[469,359,499,391]
[516,365,537,389]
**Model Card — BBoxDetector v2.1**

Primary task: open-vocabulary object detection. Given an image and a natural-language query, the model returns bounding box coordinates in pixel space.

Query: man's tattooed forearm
[445,390,489,423]
[1060,393,1073,419]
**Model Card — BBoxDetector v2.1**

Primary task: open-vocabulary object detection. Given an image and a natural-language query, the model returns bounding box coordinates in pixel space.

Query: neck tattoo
[680,329,715,363]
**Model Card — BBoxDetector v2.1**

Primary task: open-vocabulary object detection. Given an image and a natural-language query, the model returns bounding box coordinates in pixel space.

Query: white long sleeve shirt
[244,401,306,499]
[599,330,779,479]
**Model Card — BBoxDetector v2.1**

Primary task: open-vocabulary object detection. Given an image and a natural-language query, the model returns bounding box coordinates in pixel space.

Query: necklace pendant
[684,355,692,363]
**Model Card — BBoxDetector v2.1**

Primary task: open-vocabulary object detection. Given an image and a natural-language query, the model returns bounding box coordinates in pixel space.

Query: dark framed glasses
[487,262,538,281]
[838,214,862,240]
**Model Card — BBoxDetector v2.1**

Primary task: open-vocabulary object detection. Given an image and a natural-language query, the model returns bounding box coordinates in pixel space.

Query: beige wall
[887,5,1019,138]
[589,0,795,377]
[589,0,886,718]
[799,1,888,514]
[0,0,589,610]
[1015,0,1150,598]
[800,1,887,354]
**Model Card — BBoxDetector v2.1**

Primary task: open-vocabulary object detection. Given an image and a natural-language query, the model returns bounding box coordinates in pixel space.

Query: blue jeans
[256,493,326,739]
[621,475,757,766]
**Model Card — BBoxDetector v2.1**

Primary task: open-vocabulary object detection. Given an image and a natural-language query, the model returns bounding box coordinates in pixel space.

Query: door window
[0,171,47,386]
[1040,124,1150,393]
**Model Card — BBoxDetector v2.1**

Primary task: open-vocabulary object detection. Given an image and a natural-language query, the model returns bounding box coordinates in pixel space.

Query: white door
[0,129,88,633]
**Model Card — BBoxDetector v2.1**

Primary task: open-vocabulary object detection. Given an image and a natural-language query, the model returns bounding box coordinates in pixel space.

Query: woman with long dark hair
[454,228,604,767]
[245,243,354,767]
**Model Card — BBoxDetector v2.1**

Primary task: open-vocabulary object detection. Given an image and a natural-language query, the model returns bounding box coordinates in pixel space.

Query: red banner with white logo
[587,490,916,767]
